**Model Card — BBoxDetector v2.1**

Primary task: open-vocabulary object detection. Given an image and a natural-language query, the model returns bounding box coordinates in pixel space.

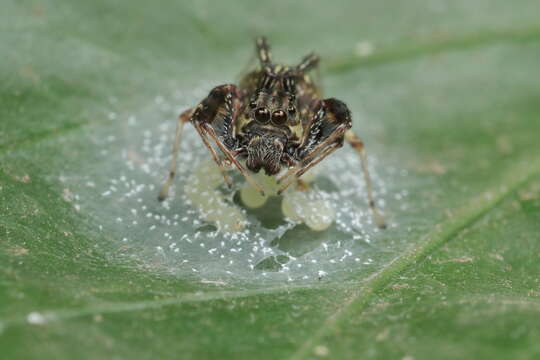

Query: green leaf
[2,1,540,359]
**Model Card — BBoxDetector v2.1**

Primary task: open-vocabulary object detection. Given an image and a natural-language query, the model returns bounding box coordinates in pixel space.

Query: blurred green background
[1,1,540,359]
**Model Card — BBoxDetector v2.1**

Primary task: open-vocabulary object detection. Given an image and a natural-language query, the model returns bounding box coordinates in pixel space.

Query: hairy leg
[277,143,340,194]
[191,84,265,195]
[159,84,265,201]
[345,130,386,228]
[255,36,272,66]
[198,123,266,196]
[158,108,193,201]
[277,125,347,186]
[297,52,319,73]
[280,98,386,228]
[278,98,350,186]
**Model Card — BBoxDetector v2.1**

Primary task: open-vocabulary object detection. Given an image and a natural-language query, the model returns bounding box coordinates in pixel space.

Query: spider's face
[241,91,299,175]
[247,90,297,129]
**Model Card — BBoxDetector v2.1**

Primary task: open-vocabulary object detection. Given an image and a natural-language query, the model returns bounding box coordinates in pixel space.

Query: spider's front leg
[277,98,349,191]
[158,84,265,201]
[158,107,197,201]
[278,98,386,229]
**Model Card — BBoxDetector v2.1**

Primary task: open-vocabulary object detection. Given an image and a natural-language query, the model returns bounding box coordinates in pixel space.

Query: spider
[159,37,386,228]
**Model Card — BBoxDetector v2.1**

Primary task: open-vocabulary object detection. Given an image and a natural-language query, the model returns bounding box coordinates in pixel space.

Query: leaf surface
[1,1,540,359]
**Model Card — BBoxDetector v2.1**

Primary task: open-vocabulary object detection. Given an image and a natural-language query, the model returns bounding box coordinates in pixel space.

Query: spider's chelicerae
[159,37,386,228]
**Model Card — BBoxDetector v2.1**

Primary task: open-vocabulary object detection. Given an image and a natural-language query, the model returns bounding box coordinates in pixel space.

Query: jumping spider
[159,37,386,228]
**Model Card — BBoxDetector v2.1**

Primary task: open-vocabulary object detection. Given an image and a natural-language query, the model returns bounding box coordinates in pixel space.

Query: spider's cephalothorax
[159,37,386,228]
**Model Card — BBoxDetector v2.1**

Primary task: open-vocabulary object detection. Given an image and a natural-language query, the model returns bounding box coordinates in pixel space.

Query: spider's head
[243,90,296,175]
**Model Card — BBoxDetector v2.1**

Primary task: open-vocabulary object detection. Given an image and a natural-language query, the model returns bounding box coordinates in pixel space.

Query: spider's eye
[249,101,257,109]
[272,110,288,125]
[254,107,270,123]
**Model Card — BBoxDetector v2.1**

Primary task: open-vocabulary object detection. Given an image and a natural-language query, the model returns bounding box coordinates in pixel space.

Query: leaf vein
[290,158,540,360]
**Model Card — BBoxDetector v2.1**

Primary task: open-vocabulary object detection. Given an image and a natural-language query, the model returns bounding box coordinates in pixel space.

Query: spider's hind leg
[297,52,320,73]
[255,36,272,66]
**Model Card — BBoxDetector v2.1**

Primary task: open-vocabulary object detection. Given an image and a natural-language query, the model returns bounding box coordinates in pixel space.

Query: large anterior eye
[272,110,287,125]
[254,107,270,123]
